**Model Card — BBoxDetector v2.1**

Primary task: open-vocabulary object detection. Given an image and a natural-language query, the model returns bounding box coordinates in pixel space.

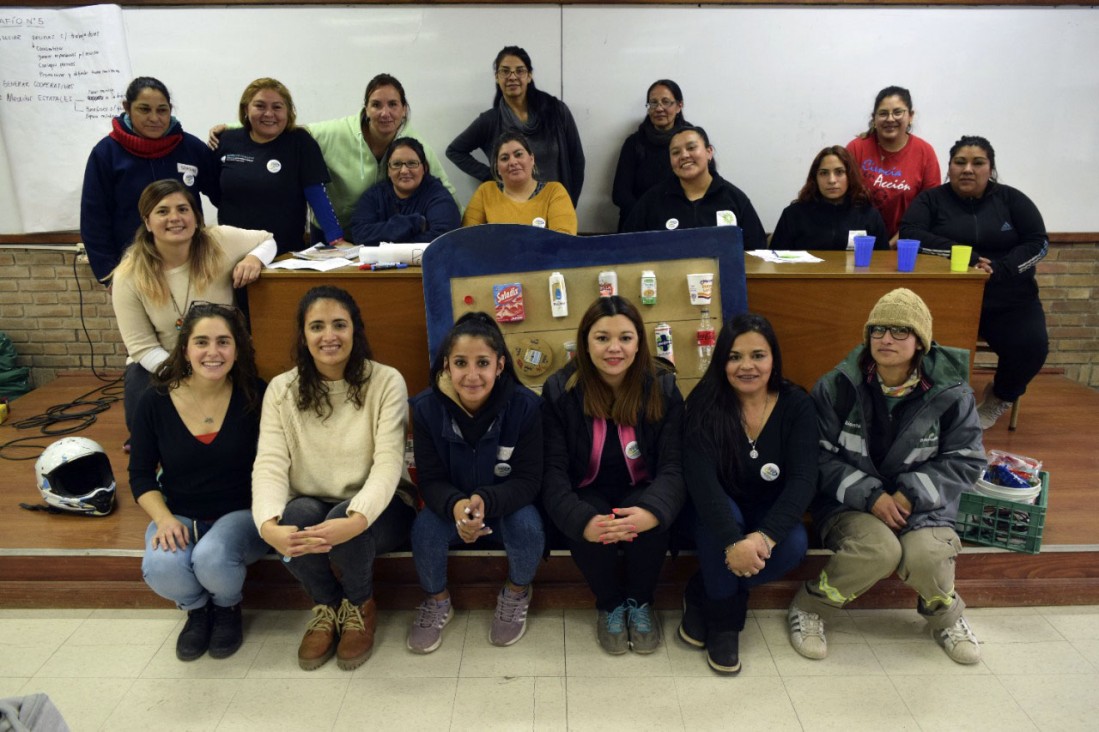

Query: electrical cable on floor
[0,253,124,461]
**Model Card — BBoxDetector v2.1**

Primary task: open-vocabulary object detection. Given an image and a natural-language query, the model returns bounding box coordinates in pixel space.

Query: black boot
[705,590,749,675]
[678,572,707,649]
[176,603,212,661]
[209,603,244,659]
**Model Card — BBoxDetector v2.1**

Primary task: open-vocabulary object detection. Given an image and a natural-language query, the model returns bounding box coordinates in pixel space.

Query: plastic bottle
[549,272,568,317]
[697,308,715,374]
[598,271,618,297]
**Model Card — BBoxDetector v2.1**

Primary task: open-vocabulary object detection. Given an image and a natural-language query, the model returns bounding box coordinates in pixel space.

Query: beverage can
[654,322,674,364]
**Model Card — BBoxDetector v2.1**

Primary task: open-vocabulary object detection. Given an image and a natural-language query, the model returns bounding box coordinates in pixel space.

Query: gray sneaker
[596,603,629,655]
[934,616,981,664]
[489,585,532,646]
[407,597,453,654]
[788,604,828,659]
[627,599,661,654]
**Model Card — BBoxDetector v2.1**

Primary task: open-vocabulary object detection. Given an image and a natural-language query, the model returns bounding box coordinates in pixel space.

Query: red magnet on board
[463,295,474,305]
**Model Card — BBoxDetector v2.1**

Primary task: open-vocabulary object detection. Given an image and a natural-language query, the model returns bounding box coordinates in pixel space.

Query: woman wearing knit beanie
[787,288,988,665]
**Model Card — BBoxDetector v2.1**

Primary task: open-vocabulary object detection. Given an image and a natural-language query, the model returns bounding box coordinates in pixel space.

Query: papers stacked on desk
[748,250,824,264]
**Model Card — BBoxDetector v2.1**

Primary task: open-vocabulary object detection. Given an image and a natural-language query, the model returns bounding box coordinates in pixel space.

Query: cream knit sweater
[252,363,410,530]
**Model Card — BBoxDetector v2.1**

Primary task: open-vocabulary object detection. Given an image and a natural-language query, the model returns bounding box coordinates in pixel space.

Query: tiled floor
[2,605,1098,731]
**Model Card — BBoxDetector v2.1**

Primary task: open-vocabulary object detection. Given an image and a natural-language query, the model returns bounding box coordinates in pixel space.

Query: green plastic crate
[955,471,1048,554]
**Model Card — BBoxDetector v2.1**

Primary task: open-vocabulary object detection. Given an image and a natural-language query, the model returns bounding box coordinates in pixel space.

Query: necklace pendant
[750,448,759,460]
[175,318,183,331]
[202,416,214,425]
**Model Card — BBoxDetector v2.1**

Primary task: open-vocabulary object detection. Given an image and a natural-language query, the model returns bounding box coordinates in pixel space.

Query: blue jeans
[692,496,808,601]
[411,503,544,594]
[142,509,269,611]
[280,495,414,606]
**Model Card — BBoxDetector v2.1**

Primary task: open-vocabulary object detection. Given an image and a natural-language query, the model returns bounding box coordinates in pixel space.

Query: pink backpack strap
[578,417,607,488]
[617,423,652,485]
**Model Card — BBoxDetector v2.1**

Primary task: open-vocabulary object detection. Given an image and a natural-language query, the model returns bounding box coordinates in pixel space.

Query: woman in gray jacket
[787,288,986,665]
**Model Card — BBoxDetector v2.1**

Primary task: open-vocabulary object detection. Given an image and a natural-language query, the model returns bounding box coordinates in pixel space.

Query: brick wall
[1,241,1097,391]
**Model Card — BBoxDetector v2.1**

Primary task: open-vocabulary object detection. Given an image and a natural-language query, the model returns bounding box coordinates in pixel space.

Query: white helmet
[34,437,116,516]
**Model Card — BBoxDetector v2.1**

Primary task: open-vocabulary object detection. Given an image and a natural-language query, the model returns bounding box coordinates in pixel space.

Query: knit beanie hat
[865,288,932,352]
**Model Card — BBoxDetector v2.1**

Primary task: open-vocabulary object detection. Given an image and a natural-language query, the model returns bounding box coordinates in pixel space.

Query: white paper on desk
[748,250,824,263]
[268,258,354,272]
[360,242,429,266]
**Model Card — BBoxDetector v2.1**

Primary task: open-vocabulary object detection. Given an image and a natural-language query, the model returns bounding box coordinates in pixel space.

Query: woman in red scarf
[80,77,220,285]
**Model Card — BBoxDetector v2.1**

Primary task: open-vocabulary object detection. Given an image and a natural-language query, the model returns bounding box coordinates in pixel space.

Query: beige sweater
[251,364,410,530]
[111,225,273,370]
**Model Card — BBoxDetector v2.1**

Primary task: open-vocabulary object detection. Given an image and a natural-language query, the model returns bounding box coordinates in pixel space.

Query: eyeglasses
[186,300,240,317]
[496,67,529,79]
[875,109,909,120]
[869,325,913,340]
[388,160,422,171]
[645,99,678,110]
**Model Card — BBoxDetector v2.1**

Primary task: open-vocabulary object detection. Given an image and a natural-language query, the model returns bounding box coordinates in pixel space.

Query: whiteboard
[1,5,1097,235]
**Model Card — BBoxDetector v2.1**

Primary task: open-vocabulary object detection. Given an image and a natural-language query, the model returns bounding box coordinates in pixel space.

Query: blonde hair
[238,77,297,131]
[112,180,223,305]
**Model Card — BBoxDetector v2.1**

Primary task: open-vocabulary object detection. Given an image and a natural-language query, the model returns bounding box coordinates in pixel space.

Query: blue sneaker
[597,602,629,655]
[627,599,661,654]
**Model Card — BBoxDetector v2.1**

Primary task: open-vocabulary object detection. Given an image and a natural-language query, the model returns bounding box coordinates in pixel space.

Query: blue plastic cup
[896,239,920,272]
[853,236,875,267]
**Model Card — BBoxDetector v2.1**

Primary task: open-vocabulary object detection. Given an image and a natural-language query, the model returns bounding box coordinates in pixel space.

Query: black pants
[979,297,1048,402]
[566,484,669,611]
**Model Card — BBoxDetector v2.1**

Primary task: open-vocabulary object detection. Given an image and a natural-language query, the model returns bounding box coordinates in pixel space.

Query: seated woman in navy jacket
[542,296,685,656]
[407,312,544,653]
[770,146,888,250]
[351,137,461,246]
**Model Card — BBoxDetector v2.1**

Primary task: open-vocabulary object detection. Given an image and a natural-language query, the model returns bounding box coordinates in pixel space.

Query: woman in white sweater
[252,285,415,671]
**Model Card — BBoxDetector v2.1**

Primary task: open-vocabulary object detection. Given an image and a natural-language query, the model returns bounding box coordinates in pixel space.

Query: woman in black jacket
[901,135,1049,429]
[770,146,888,251]
[542,296,685,656]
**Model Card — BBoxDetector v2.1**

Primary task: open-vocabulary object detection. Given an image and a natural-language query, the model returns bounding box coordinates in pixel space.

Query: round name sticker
[532,217,547,228]
[760,463,781,482]
[665,218,679,230]
[624,441,641,460]
[267,159,282,174]
[182,173,195,186]
[494,462,512,478]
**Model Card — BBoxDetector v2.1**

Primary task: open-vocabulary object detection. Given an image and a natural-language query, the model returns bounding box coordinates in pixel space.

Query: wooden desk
[249,252,986,394]
[745,251,987,389]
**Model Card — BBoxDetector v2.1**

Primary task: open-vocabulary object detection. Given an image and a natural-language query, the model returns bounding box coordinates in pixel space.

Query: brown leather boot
[298,604,339,671]
[336,597,377,670]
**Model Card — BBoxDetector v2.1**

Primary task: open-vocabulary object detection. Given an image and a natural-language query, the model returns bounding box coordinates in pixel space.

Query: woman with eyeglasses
[111,179,276,441]
[846,86,941,246]
[461,132,578,234]
[217,78,343,253]
[611,79,690,231]
[447,46,585,206]
[252,286,416,672]
[81,76,220,286]
[211,73,457,244]
[787,288,985,666]
[130,302,268,662]
[622,126,766,251]
[901,135,1049,430]
[350,137,461,246]
[770,146,888,251]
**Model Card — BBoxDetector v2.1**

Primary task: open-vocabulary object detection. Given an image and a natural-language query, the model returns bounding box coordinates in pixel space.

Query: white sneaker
[935,616,981,664]
[787,605,827,659]
[978,388,1013,430]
